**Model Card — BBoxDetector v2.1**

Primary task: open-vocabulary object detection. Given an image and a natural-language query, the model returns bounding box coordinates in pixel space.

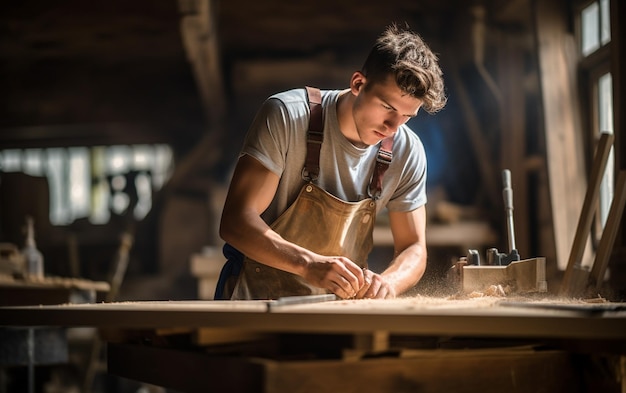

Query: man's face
[350,72,423,146]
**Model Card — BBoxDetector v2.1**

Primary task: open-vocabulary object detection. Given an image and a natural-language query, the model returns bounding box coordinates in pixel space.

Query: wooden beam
[611,0,625,172]
[154,0,229,203]
[611,0,626,252]
[532,0,589,271]
[559,133,614,296]
[179,0,226,125]
[588,171,626,292]
[108,342,585,393]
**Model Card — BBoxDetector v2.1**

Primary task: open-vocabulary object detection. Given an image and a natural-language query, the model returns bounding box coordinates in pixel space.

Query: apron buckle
[301,167,318,182]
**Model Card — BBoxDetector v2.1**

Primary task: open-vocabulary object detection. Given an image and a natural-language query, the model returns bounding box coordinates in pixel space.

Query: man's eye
[382,104,393,110]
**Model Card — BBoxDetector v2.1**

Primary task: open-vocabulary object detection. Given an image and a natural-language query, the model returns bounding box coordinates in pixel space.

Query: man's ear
[350,71,366,95]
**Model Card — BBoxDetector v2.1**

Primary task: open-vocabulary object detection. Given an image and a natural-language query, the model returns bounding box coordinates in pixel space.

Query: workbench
[1,296,625,393]
[0,275,110,392]
[0,275,110,307]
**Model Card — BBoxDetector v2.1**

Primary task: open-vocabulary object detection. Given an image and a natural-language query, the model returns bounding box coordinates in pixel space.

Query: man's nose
[383,115,404,132]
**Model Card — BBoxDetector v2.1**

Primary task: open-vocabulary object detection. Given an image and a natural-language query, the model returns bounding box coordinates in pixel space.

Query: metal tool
[467,170,520,266]
[267,294,337,311]
[450,169,547,294]
[501,169,521,264]
[461,257,547,294]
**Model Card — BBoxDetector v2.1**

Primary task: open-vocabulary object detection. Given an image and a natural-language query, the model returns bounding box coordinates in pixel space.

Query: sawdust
[467,284,508,298]
[361,291,617,311]
[322,294,504,311]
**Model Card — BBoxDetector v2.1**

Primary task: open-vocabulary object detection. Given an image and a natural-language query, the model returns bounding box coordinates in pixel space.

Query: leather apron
[230,87,393,300]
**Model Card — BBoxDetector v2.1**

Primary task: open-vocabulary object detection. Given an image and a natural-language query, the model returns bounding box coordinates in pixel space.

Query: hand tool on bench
[267,294,337,311]
[450,169,547,294]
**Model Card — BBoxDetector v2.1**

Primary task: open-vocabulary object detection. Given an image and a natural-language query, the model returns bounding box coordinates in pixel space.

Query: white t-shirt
[240,88,427,225]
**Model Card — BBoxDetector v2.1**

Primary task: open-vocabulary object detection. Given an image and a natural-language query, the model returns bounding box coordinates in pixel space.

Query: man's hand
[356,268,396,299]
[302,256,365,299]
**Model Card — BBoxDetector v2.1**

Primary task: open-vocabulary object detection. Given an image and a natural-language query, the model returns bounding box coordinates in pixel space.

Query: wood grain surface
[1,297,625,340]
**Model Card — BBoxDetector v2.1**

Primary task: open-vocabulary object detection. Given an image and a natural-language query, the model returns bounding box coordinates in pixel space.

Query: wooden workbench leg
[619,355,626,393]
[353,331,389,353]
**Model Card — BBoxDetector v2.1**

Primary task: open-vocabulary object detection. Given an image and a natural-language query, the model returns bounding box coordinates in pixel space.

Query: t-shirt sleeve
[240,97,292,176]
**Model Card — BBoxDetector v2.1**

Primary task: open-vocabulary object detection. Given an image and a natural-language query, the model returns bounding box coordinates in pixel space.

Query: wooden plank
[0,276,110,292]
[1,299,625,340]
[588,171,626,291]
[179,0,226,124]
[194,328,268,346]
[108,342,263,393]
[0,276,110,306]
[352,331,389,352]
[622,356,626,393]
[262,348,581,393]
[533,0,588,271]
[107,342,583,393]
[559,133,614,296]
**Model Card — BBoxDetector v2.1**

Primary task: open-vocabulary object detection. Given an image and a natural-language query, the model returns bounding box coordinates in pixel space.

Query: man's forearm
[220,213,312,277]
[381,242,427,295]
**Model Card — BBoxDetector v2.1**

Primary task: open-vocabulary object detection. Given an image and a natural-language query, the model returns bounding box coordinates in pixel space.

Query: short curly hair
[361,24,447,114]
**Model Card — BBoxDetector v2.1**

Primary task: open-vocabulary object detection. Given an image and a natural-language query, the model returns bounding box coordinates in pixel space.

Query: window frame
[574,0,614,244]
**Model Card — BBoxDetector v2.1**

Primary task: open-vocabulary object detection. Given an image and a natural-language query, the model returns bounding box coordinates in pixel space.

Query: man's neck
[336,89,367,148]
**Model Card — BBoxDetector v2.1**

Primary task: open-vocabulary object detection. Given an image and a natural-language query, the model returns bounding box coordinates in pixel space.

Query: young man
[216,24,446,300]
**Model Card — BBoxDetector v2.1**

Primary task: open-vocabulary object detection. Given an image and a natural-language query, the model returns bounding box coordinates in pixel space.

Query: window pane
[90,177,111,225]
[134,172,152,220]
[600,0,611,45]
[68,147,90,221]
[90,146,111,224]
[0,143,173,226]
[106,145,132,175]
[153,145,174,188]
[46,148,70,225]
[23,149,44,176]
[599,73,613,134]
[132,145,154,171]
[0,150,22,172]
[598,72,614,227]
[581,2,600,56]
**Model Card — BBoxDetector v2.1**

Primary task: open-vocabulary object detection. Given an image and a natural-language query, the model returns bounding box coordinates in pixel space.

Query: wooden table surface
[1,297,625,341]
[0,275,110,306]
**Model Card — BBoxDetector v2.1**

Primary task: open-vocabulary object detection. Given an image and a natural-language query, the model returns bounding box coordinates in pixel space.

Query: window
[597,72,614,226]
[578,0,613,232]
[0,144,173,225]
[581,0,611,56]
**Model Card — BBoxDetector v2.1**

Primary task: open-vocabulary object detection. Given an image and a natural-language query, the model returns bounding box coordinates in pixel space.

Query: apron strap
[303,86,394,199]
[303,86,323,181]
[368,136,393,199]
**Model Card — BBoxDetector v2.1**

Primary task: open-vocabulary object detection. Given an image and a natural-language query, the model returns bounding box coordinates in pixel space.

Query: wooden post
[179,0,226,125]
[611,0,626,256]
[532,0,588,272]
